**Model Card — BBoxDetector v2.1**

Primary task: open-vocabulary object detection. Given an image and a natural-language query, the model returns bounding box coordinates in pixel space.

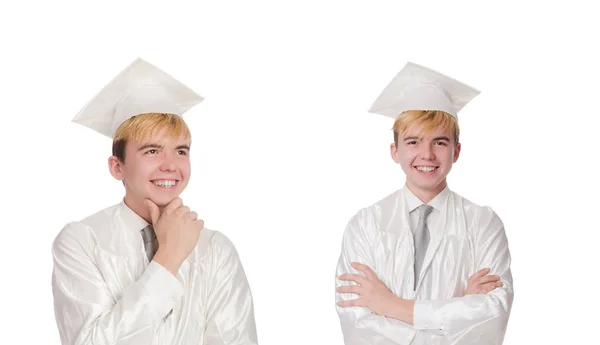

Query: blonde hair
[393,110,459,146]
[112,113,191,161]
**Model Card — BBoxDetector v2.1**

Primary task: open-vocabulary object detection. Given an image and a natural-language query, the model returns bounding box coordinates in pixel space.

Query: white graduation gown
[335,186,514,345]
[51,201,258,345]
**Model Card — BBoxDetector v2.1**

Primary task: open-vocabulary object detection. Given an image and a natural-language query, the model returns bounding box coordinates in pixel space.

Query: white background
[1,0,598,344]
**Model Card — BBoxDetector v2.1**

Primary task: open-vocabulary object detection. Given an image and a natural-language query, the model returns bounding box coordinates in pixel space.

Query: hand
[336,262,400,318]
[145,197,203,274]
[465,268,503,295]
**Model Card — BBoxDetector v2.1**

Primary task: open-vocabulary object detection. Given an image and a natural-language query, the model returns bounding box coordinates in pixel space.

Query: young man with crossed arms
[335,62,514,344]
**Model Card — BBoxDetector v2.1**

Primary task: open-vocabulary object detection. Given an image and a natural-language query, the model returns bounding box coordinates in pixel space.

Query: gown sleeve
[335,209,419,345]
[412,207,514,343]
[203,232,259,345]
[51,222,184,345]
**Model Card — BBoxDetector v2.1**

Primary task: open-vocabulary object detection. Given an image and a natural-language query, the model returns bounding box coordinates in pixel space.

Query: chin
[407,175,440,188]
[149,193,181,207]
[420,179,447,190]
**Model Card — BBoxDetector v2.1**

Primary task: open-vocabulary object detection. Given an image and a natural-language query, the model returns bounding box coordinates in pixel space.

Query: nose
[420,144,435,160]
[159,153,177,172]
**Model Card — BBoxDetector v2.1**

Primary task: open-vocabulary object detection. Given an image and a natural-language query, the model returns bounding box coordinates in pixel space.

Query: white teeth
[416,166,435,172]
[153,180,176,188]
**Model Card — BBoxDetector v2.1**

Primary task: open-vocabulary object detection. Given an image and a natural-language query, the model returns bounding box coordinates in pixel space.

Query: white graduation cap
[72,57,204,138]
[368,62,480,121]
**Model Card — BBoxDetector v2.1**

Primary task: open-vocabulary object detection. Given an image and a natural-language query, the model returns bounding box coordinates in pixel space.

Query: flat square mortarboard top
[368,61,480,121]
[72,57,204,138]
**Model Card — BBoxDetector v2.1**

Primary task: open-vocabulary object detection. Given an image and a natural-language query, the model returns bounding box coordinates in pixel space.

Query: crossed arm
[336,263,502,325]
[334,207,514,344]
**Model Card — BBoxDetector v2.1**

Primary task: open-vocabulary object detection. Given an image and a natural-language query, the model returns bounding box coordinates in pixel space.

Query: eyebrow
[403,136,451,143]
[138,143,191,151]
[138,143,163,151]
[403,136,421,141]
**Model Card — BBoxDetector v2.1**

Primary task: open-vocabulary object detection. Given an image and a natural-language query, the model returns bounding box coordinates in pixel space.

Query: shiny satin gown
[51,201,258,345]
[335,185,513,345]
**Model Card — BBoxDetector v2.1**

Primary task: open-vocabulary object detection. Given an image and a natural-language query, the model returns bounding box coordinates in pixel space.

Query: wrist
[389,296,414,325]
[153,249,182,276]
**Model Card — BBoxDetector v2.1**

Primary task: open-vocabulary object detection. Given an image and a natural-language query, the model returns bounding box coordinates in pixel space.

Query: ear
[108,156,124,180]
[453,142,462,163]
[390,143,400,164]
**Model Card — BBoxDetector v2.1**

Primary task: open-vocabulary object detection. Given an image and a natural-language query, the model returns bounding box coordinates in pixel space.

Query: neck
[123,195,153,224]
[406,180,447,203]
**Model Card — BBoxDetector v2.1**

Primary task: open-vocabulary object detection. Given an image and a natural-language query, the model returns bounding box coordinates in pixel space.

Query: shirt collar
[402,184,451,213]
[118,200,150,232]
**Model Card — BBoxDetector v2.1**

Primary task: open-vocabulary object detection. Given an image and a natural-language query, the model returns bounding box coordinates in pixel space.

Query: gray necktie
[414,204,433,289]
[141,225,157,261]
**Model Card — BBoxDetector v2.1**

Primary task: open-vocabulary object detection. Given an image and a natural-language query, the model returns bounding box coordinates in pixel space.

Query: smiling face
[390,110,461,202]
[108,113,192,221]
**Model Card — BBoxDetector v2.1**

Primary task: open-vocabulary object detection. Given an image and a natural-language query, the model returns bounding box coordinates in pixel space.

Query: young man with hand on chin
[335,62,513,345]
[51,58,258,345]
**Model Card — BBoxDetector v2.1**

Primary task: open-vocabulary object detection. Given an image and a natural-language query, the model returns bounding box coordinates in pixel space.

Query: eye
[145,149,158,155]
[177,150,188,156]
[406,141,417,145]
[435,141,448,146]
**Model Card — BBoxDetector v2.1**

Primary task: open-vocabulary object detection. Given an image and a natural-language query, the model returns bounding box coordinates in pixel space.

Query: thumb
[144,199,160,225]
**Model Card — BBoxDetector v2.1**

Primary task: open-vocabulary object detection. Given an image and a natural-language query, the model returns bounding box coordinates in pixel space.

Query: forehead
[130,128,191,148]
[400,123,453,139]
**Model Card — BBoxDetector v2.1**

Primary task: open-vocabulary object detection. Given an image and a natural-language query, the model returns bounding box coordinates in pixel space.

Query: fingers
[164,197,184,212]
[176,206,191,216]
[469,268,491,282]
[465,269,502,295]
[477,281,503,294]
[336,285,362,295]
[144,199,160,225]
[338,273,368,286]
[194,219,205,229]
[478,274,500,285]
[336,298,365,308]
[351,262,376,280]
[171,203,201,222]
[171,203,199,222]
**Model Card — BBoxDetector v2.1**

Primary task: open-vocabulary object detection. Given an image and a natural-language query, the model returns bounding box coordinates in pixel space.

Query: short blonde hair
[112,113,191,161]
[393,110,459,146]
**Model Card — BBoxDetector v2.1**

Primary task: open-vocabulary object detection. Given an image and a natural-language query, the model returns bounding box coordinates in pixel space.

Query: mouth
[413,165,439,175]
[151,179,179,190]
